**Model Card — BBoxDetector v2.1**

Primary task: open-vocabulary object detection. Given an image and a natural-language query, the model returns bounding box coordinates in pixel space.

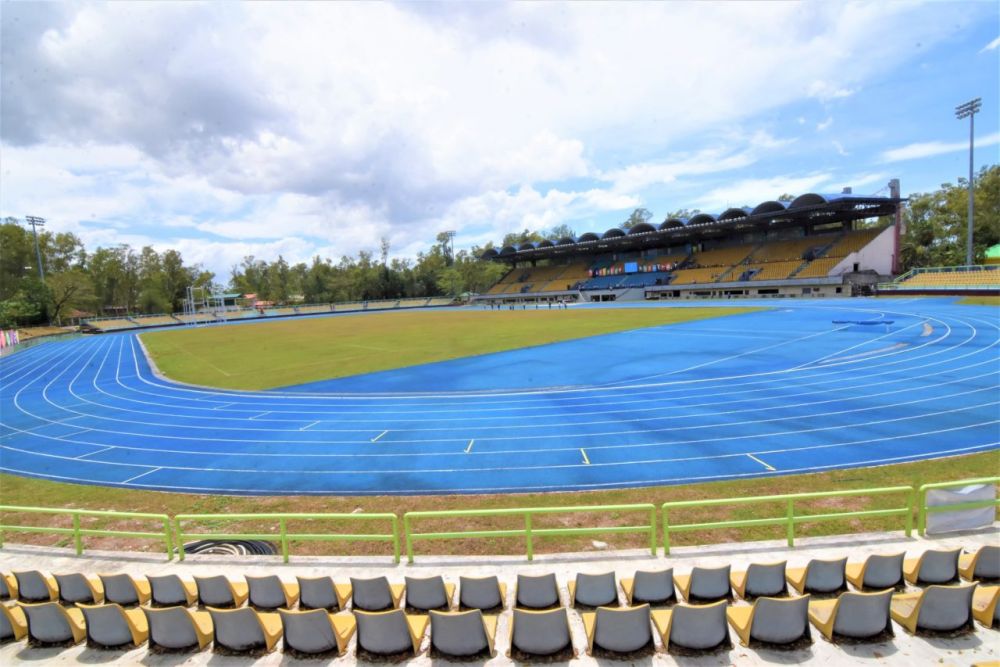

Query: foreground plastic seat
[350,576,404,612]
[279,609,356,656]
[99,574,151,607]
[972,585,999,629]
[903,548,961,586]
[651,600,730,653]
[354,609,428,659]
[207,607,281,654]
[429,609,497,658]
[246,575,299,610]
[195,575,249,609]
[808,590,894,642]
[582,604,653,656]
[675,566,731,603]
[142,606,213,651]
[54,573,104,605]
[570,572,618,608]
[515,573,561,609]
[731,562,787,600]
[621,569,675,606]
[890,583,977,635]
[459,575,506,611]
[726,595,811,647]
[0,574,15,601]
[78,603,149,649]
[962,546,1000,583]
[509,608,573,660]
[296,575,350,611]
[846,553,905,591]
[404,576,454,612]
[786,557,848,595]
[1,604,28,644]
[12,571,57,602]
[18,601,86,647]
[148,574,198,607]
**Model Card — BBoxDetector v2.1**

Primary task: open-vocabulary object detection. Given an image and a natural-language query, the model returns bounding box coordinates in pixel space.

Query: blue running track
[1,298,997,495]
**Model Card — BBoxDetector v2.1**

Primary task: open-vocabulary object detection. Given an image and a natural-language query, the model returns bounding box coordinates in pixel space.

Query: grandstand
[479,191,903,302]
[878,265,1000,295]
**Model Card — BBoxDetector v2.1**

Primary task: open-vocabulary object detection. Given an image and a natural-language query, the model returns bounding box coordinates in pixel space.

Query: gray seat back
[351,576,394,612]
[594,605,651,653]
[804,558,847,593]
[0,609,12,641]
[247,576,286,610]
[917,585,974,631]
[669,602,728,650]
[143,607,198,650]
[100,574,139,606]
[459,576,502,610]
[863,554,903,589]
[279,609,337,654]
[208,608,265,652]
[14,572,50,602]
[81,605,132,647]
[430,610,488,657]
[749,596,809,645]
[22,603,73,644]
[746,563,786,598]
[511,608,571,656]
[975,546,1000,579]
[355,609,412,655]
[405,576,448,611]
[916,549,960,584]
[149,575,188,607]
[689,566,731,601]
[574,572,617,607]
[297,576,337,610]
[832,591,892,639]
[196,576,235,607]
[632,569,674,604]
[55,574,94,604]
[516,573,559,609]
[1,575,9,600]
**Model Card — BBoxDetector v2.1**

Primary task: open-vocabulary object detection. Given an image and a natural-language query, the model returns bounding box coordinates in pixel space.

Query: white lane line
[300,421,320,431]
[371,430,388,443]
[465,439,474,453]
[250,411,271,420]
[75,445,115,460]
[581,448,591,465]
[746,453,776,471]
[212,402,236,410]
[122,467,162,484]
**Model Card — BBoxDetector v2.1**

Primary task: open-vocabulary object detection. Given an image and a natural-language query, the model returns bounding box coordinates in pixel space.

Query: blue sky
[1,2,998,279]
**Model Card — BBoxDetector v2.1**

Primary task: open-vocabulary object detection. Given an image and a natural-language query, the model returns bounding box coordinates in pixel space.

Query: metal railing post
[72,513,83,555]
[905,487,914,537]
[391,517,401,564]
[662,507,671,555]
[175,518,186,561]
[786,498,795,547]
[404,515,414,564]
[279,518,289,563]
[648,506,657,556]
[917,487,928,536]
[525,513,534,561]
[164,517,174,560]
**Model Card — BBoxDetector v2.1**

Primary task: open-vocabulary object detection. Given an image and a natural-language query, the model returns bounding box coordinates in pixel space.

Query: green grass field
[140,306,761,390]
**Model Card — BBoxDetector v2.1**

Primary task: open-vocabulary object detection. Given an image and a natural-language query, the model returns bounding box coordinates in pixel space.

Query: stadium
[1,3,999,666]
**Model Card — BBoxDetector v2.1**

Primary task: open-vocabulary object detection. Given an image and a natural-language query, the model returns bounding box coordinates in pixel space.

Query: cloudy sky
[1,2,998,279]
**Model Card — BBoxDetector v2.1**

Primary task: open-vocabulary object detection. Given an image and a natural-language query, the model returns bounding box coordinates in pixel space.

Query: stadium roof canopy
[481,193,903,262]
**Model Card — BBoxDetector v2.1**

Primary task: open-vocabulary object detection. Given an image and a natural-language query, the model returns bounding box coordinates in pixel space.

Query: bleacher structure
[478,191,904,303]
[878,265,1000,295]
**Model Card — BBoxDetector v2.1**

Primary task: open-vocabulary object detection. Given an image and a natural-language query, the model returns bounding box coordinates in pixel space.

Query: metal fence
[0,505,173,558]
[916,476,1000,536]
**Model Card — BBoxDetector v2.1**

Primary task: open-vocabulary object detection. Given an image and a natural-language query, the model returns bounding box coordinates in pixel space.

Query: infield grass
[140,306,761,390]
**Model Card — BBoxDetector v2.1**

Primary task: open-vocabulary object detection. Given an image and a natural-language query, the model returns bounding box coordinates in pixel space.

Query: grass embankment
[957,295,1000,306]
[140,307,761,390]
[1,451,995,559]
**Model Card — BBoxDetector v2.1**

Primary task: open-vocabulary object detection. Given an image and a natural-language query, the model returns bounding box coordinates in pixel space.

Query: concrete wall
[830,226,895,276]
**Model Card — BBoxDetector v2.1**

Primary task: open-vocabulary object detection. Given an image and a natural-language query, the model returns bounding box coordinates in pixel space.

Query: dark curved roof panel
[479,248,499,260]
[556,236,577,245]
[537,239,555,249]
[659,218,687,230]
[688,213,718,226]
[577,232,600,242]
[719,207,751,222]
[627,222,657,235]
[517,241,537,251]
[602,228,626,239]
[789,193,828,209]
[499,245,518,256]
[751,200,789,215]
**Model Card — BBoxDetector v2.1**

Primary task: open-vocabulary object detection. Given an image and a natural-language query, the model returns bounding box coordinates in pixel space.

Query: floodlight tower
[443,230,456,266]
[24,216,46,281]
[955,97,981,266]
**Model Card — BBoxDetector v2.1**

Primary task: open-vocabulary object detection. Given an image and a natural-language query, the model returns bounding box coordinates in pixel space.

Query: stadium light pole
[24,215,46,281]
[443,230,456,266]
[955,97,981,266]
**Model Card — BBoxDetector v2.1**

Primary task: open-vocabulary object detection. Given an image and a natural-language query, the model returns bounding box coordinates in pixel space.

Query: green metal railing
[0,506,173,558]
[661,486,914,554]
[173,512,400,563]
[917,477,999,536]
[403,503,657,563]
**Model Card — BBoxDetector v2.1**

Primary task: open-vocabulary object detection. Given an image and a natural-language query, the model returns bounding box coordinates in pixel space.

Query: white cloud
[807,81,856,102]
[692,173,833,211]
[982,35,1000,52]
[880,132,1000,163]
[832,140,849,156]
[817,117,834,131]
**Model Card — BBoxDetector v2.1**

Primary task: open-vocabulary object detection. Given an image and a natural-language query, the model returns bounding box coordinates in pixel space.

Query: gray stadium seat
[354,608,428,658]
[54,573,103,604]
[569,572,618,608]
[429,609,497,658]
[808,590,894,641]
[207,607,281,653]
[509,608,573,659]
[582,604,653,656]
[727,595,811,647]
[99,573,151,607]
[194,575,249,608]
[246,575,298,610]
[846,553,905,591]
[278,608,355,656]
[621,569,675,606]
[652,600,730,653]
[18,601,87,646]
[148,574,197,607]
[404,575,454,612]
[904,548,961,585]
[890,583,977,634]
[78,602,148,649]
[142,606,213,651]
[458,575,506,611]
[350,576,404,611]
[961,545,1000,582]
[12,571,57,602]
[296,575,349,611]
[731,561,788,600]
[515,573,560,609]
[786,557,848,595]
[675,565,731,602]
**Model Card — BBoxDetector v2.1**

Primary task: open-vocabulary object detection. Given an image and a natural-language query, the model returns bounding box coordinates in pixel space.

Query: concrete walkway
[2,526,998,665]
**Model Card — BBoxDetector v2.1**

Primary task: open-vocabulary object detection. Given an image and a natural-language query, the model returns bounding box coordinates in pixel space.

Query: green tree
[621,207,652,230]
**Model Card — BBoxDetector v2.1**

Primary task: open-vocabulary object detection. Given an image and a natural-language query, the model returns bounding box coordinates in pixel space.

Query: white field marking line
[790,318,928,369]
[122,300,954,401]
[74,445,115,460]
[581,448,590,465]
[213,402,237,410]
[371,430,388,443]
[121,467,162,484]
[300,421,320,431]
[250,411,271,420]
[0,338,71,385]
[465,440,474,453]
[5,441,996,495]
[816,342,909,365]
[746,453,776,471]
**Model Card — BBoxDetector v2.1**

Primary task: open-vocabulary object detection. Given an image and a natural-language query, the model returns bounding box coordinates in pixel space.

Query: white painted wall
[829,226,895,276]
